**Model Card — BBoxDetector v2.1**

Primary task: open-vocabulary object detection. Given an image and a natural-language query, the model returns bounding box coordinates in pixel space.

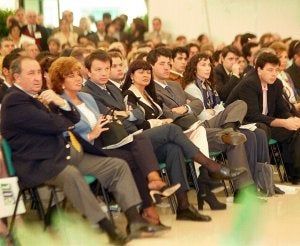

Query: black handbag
[97,110,129,147]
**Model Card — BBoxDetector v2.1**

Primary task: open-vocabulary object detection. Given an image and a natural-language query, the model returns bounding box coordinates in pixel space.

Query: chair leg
[101,185,115,226]
[270,144,289,182]
[186,159,199,193]
[8,190,22,235]
[30,188,45,221]
[160,167,177,214]
[219,154,235,195]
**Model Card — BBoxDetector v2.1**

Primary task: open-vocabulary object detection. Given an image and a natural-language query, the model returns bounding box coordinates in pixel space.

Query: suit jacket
[0,86,80,188]
[144,30,172,44]
[82,80,141,133]
[227,71,291,125]
[154,80,204,120]
[123,85,165,129]
[87,33,117,45]
[61,92,110,154]
[286,62,300,94]
[21,24,49,51]
[213,64,241,102]
[0,82,9,103]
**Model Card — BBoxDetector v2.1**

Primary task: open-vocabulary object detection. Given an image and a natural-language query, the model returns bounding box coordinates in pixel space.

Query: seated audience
[1,56,163,245]
[226,52,300,184]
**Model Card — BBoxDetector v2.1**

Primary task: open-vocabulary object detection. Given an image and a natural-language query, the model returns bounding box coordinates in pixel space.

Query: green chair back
[1,138,16,176]
[268,138,277,145]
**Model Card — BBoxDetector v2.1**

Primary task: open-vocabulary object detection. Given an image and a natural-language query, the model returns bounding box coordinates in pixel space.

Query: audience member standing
[21,10,49,51]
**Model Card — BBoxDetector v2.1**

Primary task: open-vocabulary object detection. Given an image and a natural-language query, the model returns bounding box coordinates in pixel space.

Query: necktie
[165,85,180,105]
[30,25,35,36]
[68,131,82,152]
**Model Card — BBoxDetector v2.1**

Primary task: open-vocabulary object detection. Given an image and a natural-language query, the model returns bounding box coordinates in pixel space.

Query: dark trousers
[103,133,159,209]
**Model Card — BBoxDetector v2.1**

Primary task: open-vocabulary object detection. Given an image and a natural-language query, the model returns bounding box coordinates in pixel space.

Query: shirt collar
[154,80,168,88]
[14,83,37,97]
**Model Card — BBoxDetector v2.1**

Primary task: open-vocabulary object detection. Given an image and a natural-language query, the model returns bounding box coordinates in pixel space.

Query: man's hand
[113,110,129,119]
[283,117,300,131]
[206,109,216,116]
[161,118,173,124]
[231,63,240,77]
[171,106,188,114]
[39,89,66,107]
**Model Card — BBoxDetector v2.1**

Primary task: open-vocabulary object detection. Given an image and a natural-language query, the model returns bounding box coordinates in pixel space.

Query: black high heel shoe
[149,183,181,204]
[197,185,226,210]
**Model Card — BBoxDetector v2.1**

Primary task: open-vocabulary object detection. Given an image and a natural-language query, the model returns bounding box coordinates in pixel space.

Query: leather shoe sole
[216,128,247,145]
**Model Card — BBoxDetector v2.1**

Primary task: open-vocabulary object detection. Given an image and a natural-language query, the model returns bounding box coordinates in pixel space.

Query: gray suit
[82,80,143,133]
[155,81,254,188]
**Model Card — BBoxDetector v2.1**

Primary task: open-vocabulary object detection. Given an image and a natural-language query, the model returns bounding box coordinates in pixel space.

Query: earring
[62,85,65,89]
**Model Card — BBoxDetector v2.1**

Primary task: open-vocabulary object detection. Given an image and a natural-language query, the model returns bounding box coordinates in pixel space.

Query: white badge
[34,32,42,39]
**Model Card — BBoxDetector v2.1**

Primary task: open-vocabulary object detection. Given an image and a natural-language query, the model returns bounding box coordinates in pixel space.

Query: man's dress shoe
[176,205,211,222]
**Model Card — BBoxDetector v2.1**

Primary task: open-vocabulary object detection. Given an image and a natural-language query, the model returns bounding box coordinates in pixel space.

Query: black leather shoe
[109,229,130,246]
[210,166,247,180]
[176,205,211,222]
[274,185,285,195]
[126,222,164,239]
[216,128,247,146]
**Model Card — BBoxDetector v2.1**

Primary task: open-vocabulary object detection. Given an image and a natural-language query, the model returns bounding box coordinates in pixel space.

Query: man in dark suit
[147,47,262,198]
[82,50,247,217]
[226,52,300,184]
[87,20,115,47]
[1,56,161,244]
[213,45,242,102]
[286,40,300,93]
[21,11,49,51]
[0,53,20,103]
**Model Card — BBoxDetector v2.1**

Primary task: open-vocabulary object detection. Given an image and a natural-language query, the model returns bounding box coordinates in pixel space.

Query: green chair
[268,138,289,182]
[1,138,58,234]
[159,162,177,214]
[209,151,235,196]
[84,175,115,225]
[185,159,200,193]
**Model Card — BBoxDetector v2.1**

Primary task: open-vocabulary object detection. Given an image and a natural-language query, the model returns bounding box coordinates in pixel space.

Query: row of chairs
[160,138,289,213]
[0,138,114,236]
[1,137,289,236]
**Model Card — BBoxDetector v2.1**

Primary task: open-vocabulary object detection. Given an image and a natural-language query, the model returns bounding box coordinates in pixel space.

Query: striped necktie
[165,85,180,105]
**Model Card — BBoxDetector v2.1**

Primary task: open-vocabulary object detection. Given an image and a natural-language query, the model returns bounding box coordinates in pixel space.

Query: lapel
[85,80,122,110]
[154,82,179,105]
[128,85,163,118]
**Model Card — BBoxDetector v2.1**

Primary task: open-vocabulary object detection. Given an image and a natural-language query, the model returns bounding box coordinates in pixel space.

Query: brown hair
[48,56,82,94]
[269,41,287,56]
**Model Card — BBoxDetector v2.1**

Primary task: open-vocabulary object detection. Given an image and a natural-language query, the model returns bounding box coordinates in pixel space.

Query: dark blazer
[154,80,204,120]
[0,82,9,103]
[82,80,141,133]
[226,71,291,125]
[87,33,117,46]
[0,86,80,188]
[21,24,49,51]
[213,64,241,102]
[123,89,163,130]
[286,62,300,94]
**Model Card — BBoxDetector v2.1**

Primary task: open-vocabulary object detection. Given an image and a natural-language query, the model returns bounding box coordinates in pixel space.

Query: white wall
[148,0,300,45]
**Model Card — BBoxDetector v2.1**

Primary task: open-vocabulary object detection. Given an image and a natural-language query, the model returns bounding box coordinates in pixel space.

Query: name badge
[34,32,42,39]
